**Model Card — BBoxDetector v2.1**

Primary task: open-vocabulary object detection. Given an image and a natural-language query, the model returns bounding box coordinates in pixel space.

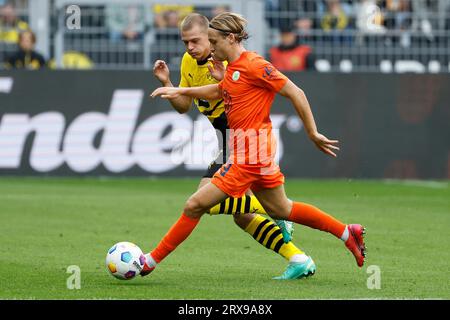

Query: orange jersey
[218,51,288,166]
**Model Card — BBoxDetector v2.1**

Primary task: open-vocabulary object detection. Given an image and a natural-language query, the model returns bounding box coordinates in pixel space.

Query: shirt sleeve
[179,53,190,88]
[248,56,288,93]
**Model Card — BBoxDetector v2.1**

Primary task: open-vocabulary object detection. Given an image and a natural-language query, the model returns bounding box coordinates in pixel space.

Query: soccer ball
[105,241,145,280]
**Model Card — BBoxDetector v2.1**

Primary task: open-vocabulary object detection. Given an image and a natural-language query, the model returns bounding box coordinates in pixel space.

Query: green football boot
[273,257,316,280]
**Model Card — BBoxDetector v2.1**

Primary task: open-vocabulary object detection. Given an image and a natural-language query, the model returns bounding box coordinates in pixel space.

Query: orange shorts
[211,163,285,198]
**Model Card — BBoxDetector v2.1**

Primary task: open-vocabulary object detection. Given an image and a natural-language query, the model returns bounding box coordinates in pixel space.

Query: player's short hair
[209,12,249,42]
[180,13,209,33]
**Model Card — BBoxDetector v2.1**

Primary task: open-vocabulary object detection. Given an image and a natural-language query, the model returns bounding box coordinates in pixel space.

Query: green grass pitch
[0,178,448,299]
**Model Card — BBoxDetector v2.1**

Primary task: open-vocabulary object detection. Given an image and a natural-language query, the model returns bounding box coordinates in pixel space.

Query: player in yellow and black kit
[178,47,229,178]
[146,13,306,279]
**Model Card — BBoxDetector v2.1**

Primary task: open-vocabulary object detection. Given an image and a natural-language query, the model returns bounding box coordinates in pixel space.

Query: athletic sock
[150,213,200,263]
[288,202,346,239]
[244,215,304,260]
[208,196,267,215]
[144,253,157,267]
[289,253,310,264]
[340,225,349,241]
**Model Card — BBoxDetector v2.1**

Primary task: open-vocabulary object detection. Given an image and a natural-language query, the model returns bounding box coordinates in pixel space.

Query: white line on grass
[383,179,448,189]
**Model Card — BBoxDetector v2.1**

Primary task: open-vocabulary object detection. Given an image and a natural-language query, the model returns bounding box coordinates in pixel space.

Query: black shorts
[202,112,228,178]
[203,152,225,178]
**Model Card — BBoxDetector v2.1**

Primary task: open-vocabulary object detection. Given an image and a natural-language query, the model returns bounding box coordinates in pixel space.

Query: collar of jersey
[228,50,249,67]
[196,54,212,65]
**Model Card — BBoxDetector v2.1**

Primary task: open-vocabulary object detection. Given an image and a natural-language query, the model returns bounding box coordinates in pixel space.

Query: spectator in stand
[152,9,184,65]
[269,23,315,71]
[410,0,447,42]
[321,0,352,44]
[210,5,229,19]
[106,4,146,42]
[382,0,412,47]
[383,0,411,30]
[268,0,318,42]
[4,30,46,69]
[155,9,180,41]
[0,2,28,44]
[153,3,193,32]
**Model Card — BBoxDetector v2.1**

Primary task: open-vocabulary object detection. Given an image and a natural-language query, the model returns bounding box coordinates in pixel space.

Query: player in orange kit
[145,12,366,279]
[150,13,306,278]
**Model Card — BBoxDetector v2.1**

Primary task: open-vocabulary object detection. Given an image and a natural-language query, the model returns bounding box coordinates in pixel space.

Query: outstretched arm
[151,84,221,101]
[279,80,340,157]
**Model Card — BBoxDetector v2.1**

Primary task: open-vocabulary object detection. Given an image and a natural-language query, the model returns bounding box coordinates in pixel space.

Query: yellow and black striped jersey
[179,52,227,122]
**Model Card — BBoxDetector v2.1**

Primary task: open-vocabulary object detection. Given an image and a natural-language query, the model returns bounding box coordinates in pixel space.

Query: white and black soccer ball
[105,242,145,280]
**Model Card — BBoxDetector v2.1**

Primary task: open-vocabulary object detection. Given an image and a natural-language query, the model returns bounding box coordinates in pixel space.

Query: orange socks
[288,202,346,239]
[151,213,200,263]
[150,203,345,264]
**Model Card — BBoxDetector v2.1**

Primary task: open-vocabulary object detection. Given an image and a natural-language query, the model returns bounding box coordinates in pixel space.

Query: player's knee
[183,197,205,218]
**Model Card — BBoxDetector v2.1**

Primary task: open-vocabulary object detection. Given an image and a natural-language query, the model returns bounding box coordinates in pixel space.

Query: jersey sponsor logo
[232,71,240,81]
[263,66,275,79]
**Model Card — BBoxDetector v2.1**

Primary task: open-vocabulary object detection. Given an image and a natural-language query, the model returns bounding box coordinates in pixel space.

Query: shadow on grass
[105,279,165,287]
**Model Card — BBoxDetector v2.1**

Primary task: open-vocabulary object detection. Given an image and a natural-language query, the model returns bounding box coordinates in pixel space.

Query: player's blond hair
[209,12,249,42]
[180,13,209,33]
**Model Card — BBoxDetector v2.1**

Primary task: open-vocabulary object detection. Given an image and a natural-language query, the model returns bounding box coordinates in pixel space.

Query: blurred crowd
[267,0,450,71]
[0,1,230,69]
[0,1,46,69]
[266,0,450,36]
[1,0,449,71]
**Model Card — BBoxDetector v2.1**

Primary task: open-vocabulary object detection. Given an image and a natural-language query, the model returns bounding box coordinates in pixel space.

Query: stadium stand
[1,0,449,72]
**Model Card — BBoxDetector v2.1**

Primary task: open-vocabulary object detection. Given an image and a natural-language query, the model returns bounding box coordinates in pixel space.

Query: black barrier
[0,71,449,179]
